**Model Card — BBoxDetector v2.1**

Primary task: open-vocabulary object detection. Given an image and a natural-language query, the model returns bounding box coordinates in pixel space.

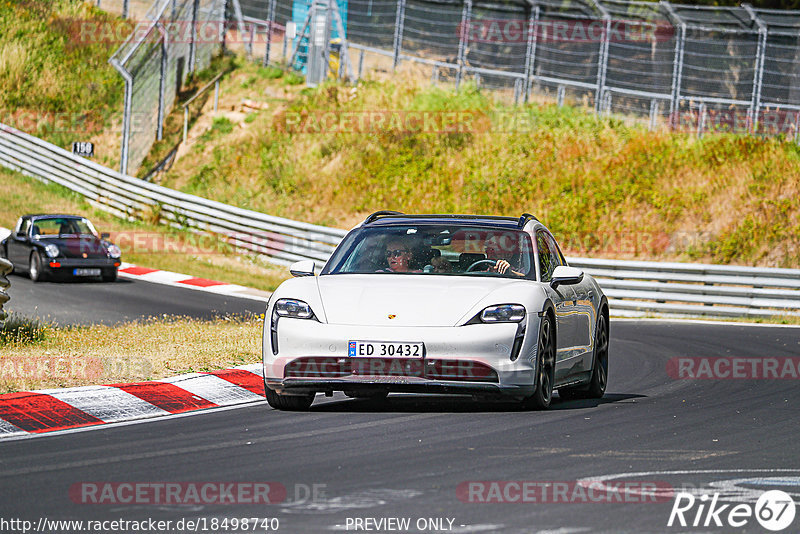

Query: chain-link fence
[238,0,800,139]
[104,0,226,175]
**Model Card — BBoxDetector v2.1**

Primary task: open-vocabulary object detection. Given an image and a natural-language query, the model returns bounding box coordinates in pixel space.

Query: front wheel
[264,382,314,411]
[524,315,555,410]
[29,251,45,282]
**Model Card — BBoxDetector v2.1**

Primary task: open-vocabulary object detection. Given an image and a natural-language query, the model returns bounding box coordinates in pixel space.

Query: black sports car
[1,214,122,282]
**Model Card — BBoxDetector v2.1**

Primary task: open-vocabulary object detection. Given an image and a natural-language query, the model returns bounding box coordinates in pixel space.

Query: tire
[559,309,608,400]
[29,251,45,282]
[102,268,118,282]
[264,381,314,411]
[524,314,555,410]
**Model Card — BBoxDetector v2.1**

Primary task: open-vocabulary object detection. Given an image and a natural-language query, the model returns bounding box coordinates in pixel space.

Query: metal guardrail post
[697,102,706,138]
[156,23,169,141]
[523,4,539,103]
[265,0,278,66]
[589,0,611,113]
[0,257,11,325]
[214,80,220,111]
[557,85,565,107]
[358,49,365,81]
[743,4,767,135]
[649,99,659,130]
[109,58,133,176]
[455,0,472,90]
[662,1,685,129]
[392,0,407,71]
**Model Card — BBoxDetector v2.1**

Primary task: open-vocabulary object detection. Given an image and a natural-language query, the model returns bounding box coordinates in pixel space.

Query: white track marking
[39,385,170,422]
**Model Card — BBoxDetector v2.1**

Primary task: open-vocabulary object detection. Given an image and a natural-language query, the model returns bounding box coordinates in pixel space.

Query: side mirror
[289,260,315,277]
[550,265,584,289]
[101,232,110,239]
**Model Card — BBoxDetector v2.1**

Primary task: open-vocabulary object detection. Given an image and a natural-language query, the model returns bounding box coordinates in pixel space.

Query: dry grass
[0,315,262,393]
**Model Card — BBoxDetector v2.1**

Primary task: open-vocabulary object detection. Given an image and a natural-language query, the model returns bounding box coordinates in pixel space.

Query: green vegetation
[0,313,50,346]
[0,0,125,165]
[159,67,800,268]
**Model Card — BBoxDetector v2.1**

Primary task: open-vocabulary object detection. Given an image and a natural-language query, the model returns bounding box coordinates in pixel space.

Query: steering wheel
[466,259,497,272]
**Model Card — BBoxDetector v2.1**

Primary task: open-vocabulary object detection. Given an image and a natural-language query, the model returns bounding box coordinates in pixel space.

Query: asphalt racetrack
[1,314,799,533]
[3,273,267,325]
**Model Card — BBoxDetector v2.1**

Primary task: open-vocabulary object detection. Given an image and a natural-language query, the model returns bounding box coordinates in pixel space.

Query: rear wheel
[263,381,314,411]
[524,315,555,410]
[29,252,45,282]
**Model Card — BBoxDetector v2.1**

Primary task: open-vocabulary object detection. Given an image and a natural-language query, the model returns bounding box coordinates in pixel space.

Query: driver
[484,235,525,277]
[378,238,419,273]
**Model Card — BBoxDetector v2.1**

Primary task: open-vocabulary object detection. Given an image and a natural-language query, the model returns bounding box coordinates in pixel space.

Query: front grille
[284,357,498,383]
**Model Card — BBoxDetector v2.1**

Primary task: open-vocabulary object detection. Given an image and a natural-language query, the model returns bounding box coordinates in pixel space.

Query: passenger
[430,256,452,273]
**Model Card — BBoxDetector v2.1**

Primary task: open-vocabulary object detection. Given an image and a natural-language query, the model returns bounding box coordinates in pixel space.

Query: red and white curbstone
[118,263,271,302]
[0,364,266,438]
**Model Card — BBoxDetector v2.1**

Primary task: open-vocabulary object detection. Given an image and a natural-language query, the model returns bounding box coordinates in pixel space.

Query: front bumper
[45,258,119,273]
[263,317,540,398]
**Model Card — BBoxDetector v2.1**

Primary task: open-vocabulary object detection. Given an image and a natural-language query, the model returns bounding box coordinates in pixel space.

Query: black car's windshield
[31,218,97,238]
[322,225,534,279]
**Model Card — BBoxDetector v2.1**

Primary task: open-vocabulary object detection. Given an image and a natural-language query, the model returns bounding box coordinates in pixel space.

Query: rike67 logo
[668,490,796,531]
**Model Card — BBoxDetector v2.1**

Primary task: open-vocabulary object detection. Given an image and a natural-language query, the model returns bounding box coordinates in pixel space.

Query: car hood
[316,275,523,326]
[35,236,109,259]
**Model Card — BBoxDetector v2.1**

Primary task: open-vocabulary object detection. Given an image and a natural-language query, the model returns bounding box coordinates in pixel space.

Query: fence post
[110,59,133,175]
[589,0,611,113]
[214,79,220,111]
[189,0,200,74]
[156,24,168,141]
[743,4,767,134]
[697,102,706,138]
[523,5,539,103]
[649,99,659,130]
[358,49,365,80]
[265,0,278,65]
[662,1,685,129]
[392,0,407,70]
[122,0,129,18]
[455,0,472,90]
[557,85,565,107]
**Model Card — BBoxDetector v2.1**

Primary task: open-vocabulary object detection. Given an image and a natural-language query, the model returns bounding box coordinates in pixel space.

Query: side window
[543,233,565,268]
[17,219,29,237]
[537,232,554,282]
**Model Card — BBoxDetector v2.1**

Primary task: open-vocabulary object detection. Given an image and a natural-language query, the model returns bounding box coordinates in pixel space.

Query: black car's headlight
[44,244,60,258]
[480,304,526,323]
[274,299,315,319]
[106,244,122,259]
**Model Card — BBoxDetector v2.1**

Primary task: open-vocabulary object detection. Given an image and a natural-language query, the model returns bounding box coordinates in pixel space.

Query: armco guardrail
[1,121,798,319]
[0,123,346,266]
[0,257,11,324]
[569,258,800,318]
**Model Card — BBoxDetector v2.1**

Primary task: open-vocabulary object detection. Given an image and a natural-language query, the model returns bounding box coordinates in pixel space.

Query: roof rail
[364,210,404,224]
[518,213,540,228]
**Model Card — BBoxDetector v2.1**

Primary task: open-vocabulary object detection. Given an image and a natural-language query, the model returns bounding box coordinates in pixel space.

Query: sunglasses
[386,249,409,257]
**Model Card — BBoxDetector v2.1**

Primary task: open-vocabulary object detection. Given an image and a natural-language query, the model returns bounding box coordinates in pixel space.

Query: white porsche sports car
[262,212,609,410]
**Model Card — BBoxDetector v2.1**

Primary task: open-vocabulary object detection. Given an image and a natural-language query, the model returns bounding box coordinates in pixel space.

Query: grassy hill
[156,60,800,268]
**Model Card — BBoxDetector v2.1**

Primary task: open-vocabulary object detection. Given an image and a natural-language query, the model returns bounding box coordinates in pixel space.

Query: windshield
[322,224,534,279]
[31,217,97,238]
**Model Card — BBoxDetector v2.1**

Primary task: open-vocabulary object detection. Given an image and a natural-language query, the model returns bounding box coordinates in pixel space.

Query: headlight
[106,244,121,259]
[274,299,314,319]
[44,244,60,258]
[480,304,525,323]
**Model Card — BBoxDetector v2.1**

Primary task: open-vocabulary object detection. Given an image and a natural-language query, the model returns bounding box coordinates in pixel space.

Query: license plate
[73,268,101,276]
[348,341,424,358]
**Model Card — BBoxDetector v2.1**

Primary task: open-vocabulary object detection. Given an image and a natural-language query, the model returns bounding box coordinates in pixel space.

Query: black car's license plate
[73,268,101,276]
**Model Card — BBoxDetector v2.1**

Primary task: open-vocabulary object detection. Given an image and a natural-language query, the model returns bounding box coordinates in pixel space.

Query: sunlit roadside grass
[0,314,263,393]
